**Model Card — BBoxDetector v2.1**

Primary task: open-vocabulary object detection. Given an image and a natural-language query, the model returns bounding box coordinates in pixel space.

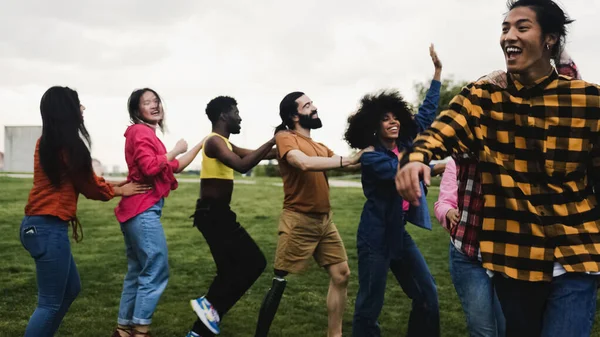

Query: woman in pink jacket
[112,88,204,337]
[435,157,505,337]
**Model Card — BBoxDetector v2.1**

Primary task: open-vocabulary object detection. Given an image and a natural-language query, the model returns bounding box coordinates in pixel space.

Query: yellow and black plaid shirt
[402,70,600,281]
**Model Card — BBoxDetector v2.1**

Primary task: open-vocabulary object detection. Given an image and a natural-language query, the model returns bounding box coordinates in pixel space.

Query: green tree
[414,77,468,115]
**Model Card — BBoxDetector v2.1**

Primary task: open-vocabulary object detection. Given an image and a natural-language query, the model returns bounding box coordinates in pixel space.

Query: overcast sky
[1,0,599,171]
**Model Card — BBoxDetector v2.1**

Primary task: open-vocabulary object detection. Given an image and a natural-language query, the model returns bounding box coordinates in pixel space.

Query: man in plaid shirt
[398,1,600,336]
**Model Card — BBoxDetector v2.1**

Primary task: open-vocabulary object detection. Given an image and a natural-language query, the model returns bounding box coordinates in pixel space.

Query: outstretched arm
[232,143,277,160]
[206,136,275,174]
[412,44,443,134]
[285,148,372,172]
[175,139,206,173]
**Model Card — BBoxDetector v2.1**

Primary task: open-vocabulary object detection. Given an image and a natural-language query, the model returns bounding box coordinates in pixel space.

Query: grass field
[1,176,599,336]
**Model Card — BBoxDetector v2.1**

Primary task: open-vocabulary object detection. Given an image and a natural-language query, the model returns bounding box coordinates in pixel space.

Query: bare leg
[326,261,350,337]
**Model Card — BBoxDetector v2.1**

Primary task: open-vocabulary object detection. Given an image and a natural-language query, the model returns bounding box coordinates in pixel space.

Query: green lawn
[1,176,599,336]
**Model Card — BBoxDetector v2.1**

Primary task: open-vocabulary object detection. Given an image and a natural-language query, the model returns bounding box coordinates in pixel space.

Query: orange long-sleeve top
[24,140,115,222]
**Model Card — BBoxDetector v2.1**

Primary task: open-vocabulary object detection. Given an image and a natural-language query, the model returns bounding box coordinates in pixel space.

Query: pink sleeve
[434,159,458,231]
[131,127,170,177]
[169,159,180,172]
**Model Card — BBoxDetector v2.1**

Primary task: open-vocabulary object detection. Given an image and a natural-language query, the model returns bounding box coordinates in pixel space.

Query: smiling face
[378,112,400,141]
[295,95,318,118]
[293,94,322,129]
[138,90,163,125]
[500,6,556,77]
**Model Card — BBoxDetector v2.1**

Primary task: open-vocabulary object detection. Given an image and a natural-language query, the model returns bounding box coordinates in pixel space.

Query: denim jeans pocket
[21,226,48,259]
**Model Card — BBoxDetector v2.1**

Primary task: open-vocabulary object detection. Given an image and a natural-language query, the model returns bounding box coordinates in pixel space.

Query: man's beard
[298,110,322,129]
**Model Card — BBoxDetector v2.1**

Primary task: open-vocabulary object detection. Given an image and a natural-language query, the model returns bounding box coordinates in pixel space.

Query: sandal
[111,327,132,337]
[132,330,153,337]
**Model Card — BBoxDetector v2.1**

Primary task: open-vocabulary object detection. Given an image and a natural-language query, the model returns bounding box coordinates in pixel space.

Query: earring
[546,44,551,50]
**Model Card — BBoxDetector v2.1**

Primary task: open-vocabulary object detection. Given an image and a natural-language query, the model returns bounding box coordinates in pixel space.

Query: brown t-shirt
[276,131,334,214]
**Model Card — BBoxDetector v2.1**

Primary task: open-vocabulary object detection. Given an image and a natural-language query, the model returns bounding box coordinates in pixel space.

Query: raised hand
[430,44,442,70]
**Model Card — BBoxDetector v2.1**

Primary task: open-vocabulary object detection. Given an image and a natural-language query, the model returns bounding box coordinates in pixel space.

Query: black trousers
[192,199,267,335]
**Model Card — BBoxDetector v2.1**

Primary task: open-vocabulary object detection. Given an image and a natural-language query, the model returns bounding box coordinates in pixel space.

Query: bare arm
[175,140,204,173]
[206,136,276,173]
[108,180,128,187]
[232,143,277,161]
[231,144,254,158]
[264,147,277,160]
[285,148,371,172]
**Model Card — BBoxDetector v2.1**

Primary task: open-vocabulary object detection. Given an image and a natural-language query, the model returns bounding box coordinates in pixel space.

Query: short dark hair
[275,91,304,134]
[344,90,416,149]
[507,0,574,62]
[206,96,237,124]
[127,88,165,132]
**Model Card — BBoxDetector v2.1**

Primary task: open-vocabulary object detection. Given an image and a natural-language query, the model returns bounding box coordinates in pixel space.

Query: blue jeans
[20,216,82,337]
[353,228,439,337]
[449,244,505,337]
[117,199,169,326]
[494,272,598,337]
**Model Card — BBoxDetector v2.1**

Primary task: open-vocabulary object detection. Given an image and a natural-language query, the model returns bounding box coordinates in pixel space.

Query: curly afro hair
[344,90,417,149]
[206,96,237,124]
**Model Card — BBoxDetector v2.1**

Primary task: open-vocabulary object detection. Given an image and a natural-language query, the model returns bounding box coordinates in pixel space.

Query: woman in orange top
[21,86,148,337]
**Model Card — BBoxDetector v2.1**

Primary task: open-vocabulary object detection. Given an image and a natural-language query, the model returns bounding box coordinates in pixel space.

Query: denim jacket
[357,80,440,258]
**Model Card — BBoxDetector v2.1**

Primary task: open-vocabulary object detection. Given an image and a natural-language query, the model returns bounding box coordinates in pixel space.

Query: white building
[4,126,42,173]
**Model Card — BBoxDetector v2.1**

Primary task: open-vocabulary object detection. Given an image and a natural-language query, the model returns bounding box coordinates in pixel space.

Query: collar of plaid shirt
[404,70,600,281]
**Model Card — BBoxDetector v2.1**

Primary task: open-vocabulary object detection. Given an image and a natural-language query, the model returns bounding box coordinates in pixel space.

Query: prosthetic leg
[254,270,288,337]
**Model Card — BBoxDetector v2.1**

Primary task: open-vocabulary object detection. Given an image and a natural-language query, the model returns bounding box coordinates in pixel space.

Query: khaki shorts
[274,209,348,273]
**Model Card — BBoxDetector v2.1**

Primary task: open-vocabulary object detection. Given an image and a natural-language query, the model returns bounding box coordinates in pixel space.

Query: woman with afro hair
[345,45,443,337]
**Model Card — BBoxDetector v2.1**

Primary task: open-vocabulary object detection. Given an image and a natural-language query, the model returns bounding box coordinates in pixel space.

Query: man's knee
[330,264,350,287]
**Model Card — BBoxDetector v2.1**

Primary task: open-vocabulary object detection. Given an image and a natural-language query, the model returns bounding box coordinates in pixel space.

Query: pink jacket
[115,124,179,223]
[434,158,457,231]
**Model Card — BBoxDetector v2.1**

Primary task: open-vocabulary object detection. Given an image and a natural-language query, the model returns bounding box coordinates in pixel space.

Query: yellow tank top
[200,133,234,180]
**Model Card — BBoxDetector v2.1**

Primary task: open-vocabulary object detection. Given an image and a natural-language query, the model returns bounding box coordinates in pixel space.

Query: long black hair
[507,0,574,63]
[39,86,93,187]
[127,88,165,132]
[275,91,304,134]
[345,90,416,149]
